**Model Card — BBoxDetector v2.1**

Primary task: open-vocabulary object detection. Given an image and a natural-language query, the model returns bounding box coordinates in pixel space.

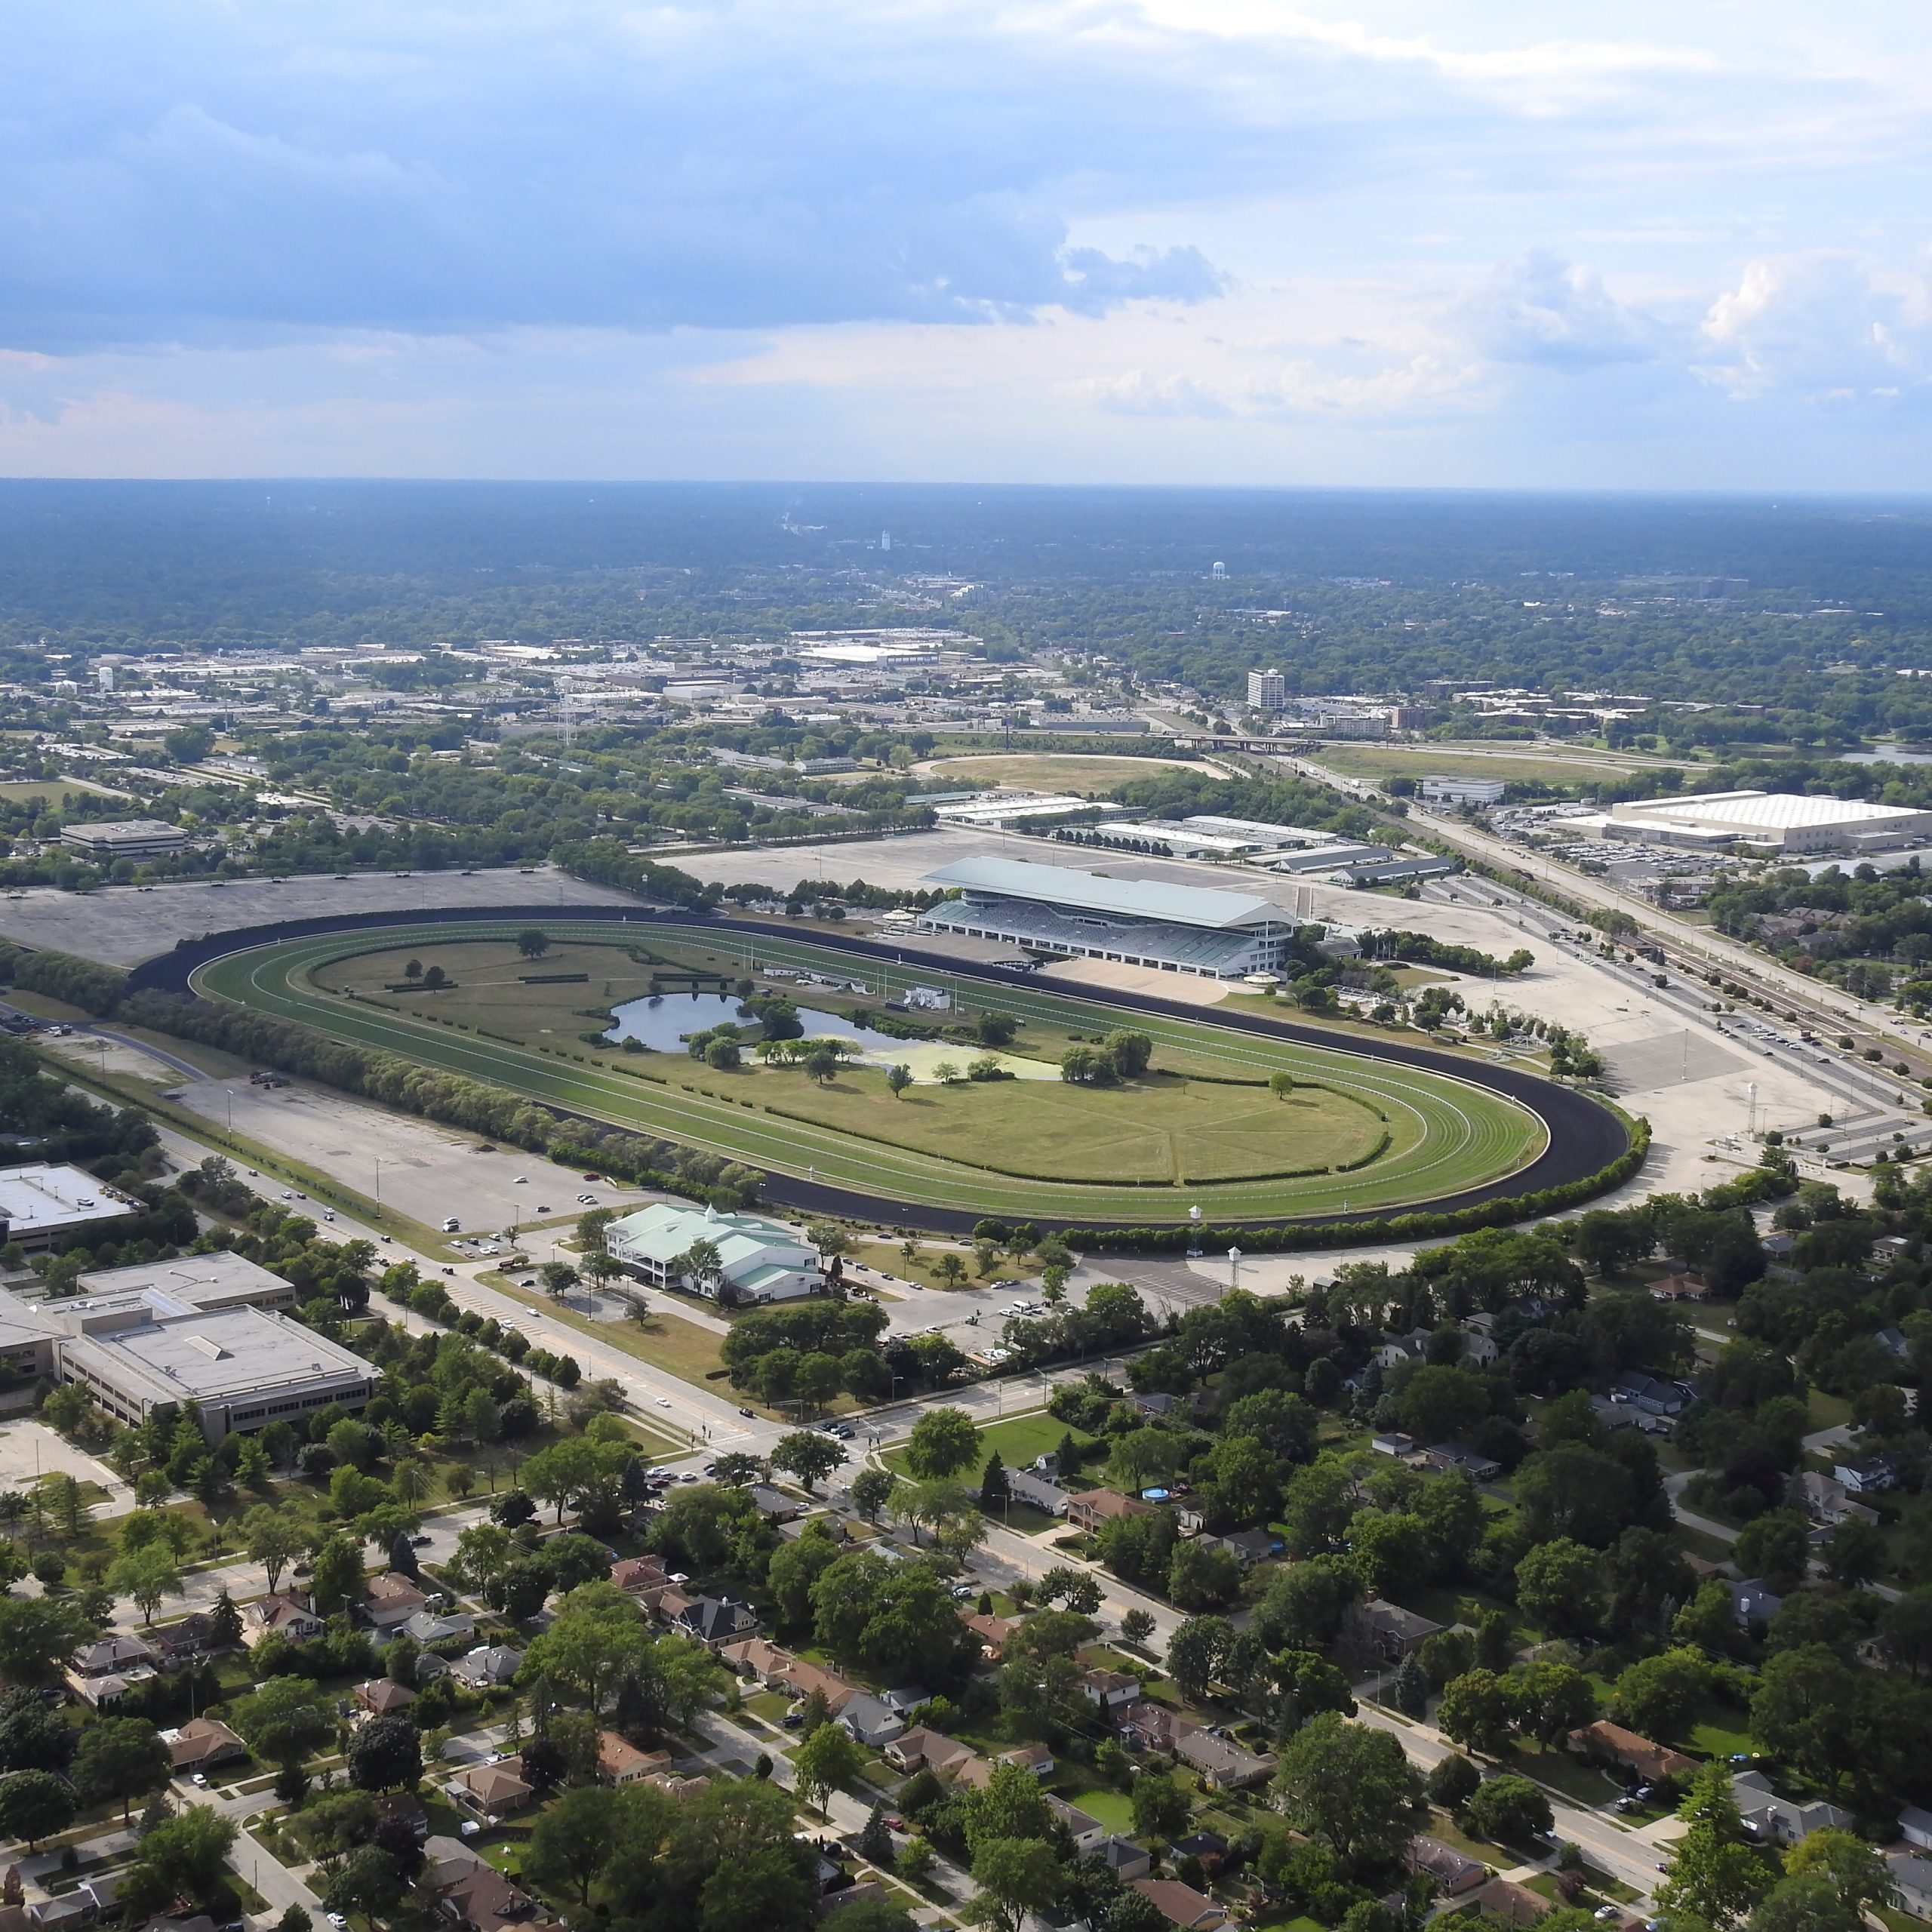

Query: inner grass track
[140,906,1630,1235]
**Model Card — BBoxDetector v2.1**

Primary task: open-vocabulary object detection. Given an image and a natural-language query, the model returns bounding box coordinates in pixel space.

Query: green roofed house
[602,1201,823,1304]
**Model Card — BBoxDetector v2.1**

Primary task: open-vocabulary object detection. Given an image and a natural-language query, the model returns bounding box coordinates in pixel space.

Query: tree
[521,1583,654,1718]
[1461,1774,1553,1844]
[0,1600,90,1685]
[1121,1608,1156,1650]
[526,1785,625,1903]
[1269,1071,1296,1100]
[1612,1648,1710,1743]
[898,1838,936,1887]
[771,1432,844,1494]
[106,1546,182,1626]
[243,1504,308,1595]
[324,1844,405,1926]
[1166,1616,1233,1701]
[968,1839,1060,1932]
[906,1407,981,1479]
[1509,1660,1596,1747]
[851,1466,900,1521]
[1783,1829,1898,1915]
[1750,1646,1860,1793]
[72,1718,172,1824]
[1736,1512,1811,1595]
[0,1770,74,1850]
[517,929,552,959]
[1426,1754,1482,1811]
[1391,1654,1429,1718]
[860,1802,897,1869]
[121,1806,238,1914]
[1438,1671,1513,1758]
[887,1064,914,1099]
[1514,1539,1607,1639]
[1130,1774,1192,1841]
[308,1534,365,1616]
[794,1717,863,1817]
[348,1712,423,1791]
[1108,1427,1180,1493]
[1272,1712,1423,1875]
[1168,1539,1242,1613]
[979,1452,1010,1514]
[540,1260,580,1305]
[1662,1823,1774,1929]
[232,1676,332,1773]
[1750,1875,1863,1932]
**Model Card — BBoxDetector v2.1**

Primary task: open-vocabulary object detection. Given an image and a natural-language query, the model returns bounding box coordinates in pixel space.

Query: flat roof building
[72,1251,299,1316]
[1598,790,1932,856]
[933,794,1128,829]
[1421,777,1506,807]
[604,1202,821,1305]
[57,1307,374,1443]
[60,820,190,859]
[918,856,1291,979]
[0,1164,137,1254]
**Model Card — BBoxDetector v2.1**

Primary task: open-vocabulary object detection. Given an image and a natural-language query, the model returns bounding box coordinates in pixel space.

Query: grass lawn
[1054,1782,1134,1832]
[1509,1740,1623,1807]
[1683,1695,1754,1760]
[481,1275,728,1397]
[754,1063,1397,1186]
[1318,743,1681,791]
[1424,1813,1498,1865]
[916,753,1202,795]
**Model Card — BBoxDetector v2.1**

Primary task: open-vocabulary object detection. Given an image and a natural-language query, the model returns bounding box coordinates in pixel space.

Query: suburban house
[1130,1878,1229,1932]
[837,1694,907,1749]
[1206,1529,1278,1567]
[1424,1442,1501,1481]
[1734,1770,1852,1843]
[597,1732,670,1786]
[1359,1597,1444,1661]
[69,1668,153,1710]
[1898,1805,1932,1851]
[1566,1721,1697,1784]
[1130,1392,1190,1419]
[1112,1699,1187,1753]
[1889,1854,1932,1921]
[435,1846,564,1932]
[1176,1729,1275,1791]
[454,1645,524,1688]
[1410,1838,1487,1896]
[73,1635,155,1678]
[661,1590,759,1647]
[1728,1579,1784,1626]
[1371,1432,1417,1458]
[401,1607,475,1646]
[1792,1472,1879,1527]
[609,1555,670,1597]
[1095,1838,1152,1883]
[882,1727,982,1780]
[962,1611,1018,1660]
[749,1485,801,1524]
[1374,1329,1434,1370]
[1048,1795,1109,1854]
[147,1614,223,1666]
[162,1718,246,1774]
[247,1594,323,1643]
[1005,1467,1069,1514]
[363,1573,431,1630]
[352,1678,418,1719]
[1082,1667,1141,1713]
[1066,1490,1152,1534]
[449,1759,536,1821]
[1835,1454,1903,1496]
[719,1640,860,1715]
[376,1790,430,1844]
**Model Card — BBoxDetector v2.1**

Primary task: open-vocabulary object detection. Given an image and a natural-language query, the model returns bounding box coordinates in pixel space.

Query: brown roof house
[247,1594,323,1643]
[449,1758,536,1822]
[1566,1721,1696,1785]
[1067,1491,1152,1535]
[1130,1879,1229,1932]
[364,1573,431,1632]
[597,1732,672,1786]
[1409,1837,1487,1897]
[163,1718,246,1774]
[354,1678,419,1719]
[882,1727,983,1779]
[962,1611,1018,1661]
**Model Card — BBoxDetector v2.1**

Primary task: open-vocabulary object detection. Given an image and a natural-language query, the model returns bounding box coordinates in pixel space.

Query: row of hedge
[1058,1114,1651,1254]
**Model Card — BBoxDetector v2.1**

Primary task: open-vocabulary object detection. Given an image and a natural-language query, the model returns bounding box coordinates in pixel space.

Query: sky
[4,1,1932,489]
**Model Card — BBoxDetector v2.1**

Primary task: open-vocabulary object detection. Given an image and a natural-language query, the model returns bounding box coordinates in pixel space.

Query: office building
[59,820,190,860]
[1247,669,1287,712]
[918,856,1292,978]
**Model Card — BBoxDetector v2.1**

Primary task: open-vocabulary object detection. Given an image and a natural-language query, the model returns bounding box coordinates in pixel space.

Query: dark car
[739,1407,756,1418]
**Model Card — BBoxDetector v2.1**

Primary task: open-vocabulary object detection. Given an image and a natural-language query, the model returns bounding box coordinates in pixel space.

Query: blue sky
[3,0,1930,488]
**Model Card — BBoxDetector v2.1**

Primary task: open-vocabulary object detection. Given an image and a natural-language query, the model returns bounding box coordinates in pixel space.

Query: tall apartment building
[1247,668,1287,712]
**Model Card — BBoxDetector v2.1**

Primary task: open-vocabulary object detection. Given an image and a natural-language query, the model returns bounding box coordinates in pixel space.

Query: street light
[374,1156,385,1220]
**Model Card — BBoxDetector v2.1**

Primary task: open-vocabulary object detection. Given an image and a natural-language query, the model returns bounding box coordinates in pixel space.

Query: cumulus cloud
[1457,248,1656,368]
[1697,251,1932,400]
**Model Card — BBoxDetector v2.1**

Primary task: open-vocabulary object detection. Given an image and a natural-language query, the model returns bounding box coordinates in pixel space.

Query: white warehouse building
[1598,790,1932,856]
[918,855,1293,978]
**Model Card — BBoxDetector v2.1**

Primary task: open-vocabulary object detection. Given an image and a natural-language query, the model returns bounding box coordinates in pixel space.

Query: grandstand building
[918,856,1292,978]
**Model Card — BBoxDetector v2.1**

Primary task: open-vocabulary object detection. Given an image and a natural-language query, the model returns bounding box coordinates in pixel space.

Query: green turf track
[192,918,1548,1226]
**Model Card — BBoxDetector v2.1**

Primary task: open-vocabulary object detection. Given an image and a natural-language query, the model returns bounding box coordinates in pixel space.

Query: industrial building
[59,820,190,860]
[1421,777,1506,807]
[603,1202,822,1304]
[0,1165,137,1255]
[932,793,1128,831]
[918,855,1293,978]
[1592,791,1932,856]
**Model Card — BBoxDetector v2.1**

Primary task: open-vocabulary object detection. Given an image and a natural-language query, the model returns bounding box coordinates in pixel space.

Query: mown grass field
[193,918,1552,1226]
[1316,743,1688,790]
[916,752,1201,793]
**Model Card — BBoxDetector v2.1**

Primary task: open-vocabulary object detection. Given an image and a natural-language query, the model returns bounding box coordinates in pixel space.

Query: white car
[655,1396,672,1408]
[514,1175,528,1184]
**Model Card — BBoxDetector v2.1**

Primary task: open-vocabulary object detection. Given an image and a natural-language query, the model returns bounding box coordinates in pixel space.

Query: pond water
[604,989,914,1057]
[1844,746,1932,766]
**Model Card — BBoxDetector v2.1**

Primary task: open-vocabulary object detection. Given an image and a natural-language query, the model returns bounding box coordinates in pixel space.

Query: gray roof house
[1176,1728,1275,1790]
[838,1693,907,1749]
[1095,1837,1152,1883]
[1734,1770,1851,1843]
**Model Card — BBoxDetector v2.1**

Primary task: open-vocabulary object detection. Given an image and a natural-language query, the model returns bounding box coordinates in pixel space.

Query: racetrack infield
[137,907,1632,1234]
